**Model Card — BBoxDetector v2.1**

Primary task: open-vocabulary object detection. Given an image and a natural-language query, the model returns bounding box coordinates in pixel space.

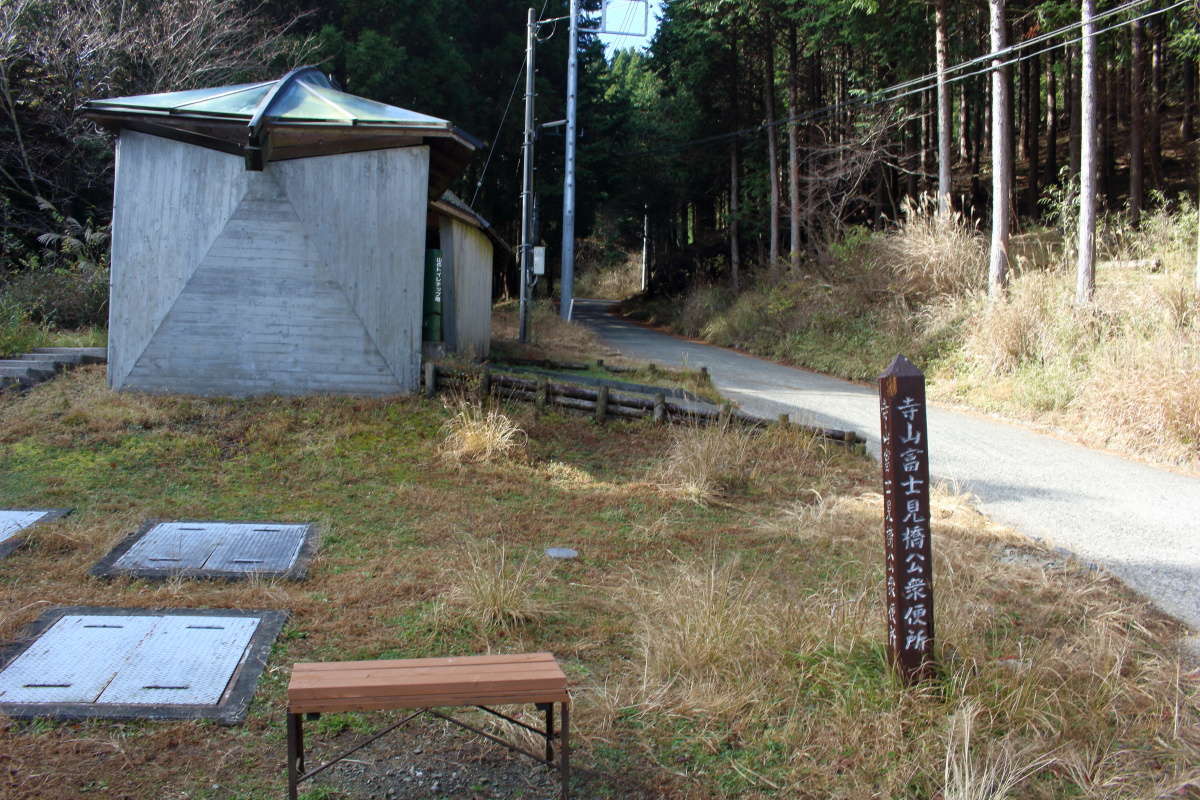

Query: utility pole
[1077,0,1097,305]
[519,6,536,343]
[935,0,951,216]
[560,0,579,320]
[640,204,649,292]
[988,0,1010,299]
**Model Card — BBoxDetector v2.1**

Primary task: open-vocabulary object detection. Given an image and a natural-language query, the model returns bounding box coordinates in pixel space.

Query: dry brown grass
[575,254,643,301]
[656,419,757,503]
[627,557,792,716]
[439,539,551,633]
[630,200,1200,468]
[882,196,988,300]
[0,368,1195,799]
[607,469,1199,798]
[491,299,610,364]
[942,702,1055,800]
[961,273,1057,376]
[439,396,527,464]
[1078,329,1200,462]
[654,419,832,504]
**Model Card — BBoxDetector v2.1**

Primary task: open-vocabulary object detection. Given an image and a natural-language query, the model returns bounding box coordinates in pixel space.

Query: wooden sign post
[879,354,935,683]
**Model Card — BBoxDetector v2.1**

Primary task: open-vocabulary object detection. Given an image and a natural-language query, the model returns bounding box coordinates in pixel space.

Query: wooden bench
[286,652,570,799]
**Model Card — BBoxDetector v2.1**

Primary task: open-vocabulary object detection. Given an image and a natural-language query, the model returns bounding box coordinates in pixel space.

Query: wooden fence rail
[427,364,865,446]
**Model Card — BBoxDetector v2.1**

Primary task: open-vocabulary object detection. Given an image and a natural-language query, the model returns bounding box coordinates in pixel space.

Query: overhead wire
[471,0,554,206]
[881,0,1158,99]
[471,52,527,207]
[625,0,1190,159]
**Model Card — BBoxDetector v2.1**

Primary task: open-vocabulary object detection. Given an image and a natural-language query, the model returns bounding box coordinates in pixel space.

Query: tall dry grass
[575,255,643,301]
[640,194,1200,466]
[438,396,526,464]
[605,470,1200,798]
[655,419,757,503]
[655,419,829,504]
[881,196,988,299]
[491,298,613,366]
[440,540,551,633]
[942,702,1055,800]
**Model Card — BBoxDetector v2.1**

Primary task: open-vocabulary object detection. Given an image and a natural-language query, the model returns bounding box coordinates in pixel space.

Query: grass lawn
[0,358,1195,798]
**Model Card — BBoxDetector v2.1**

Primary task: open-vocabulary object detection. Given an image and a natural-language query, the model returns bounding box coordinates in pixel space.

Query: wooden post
[879,354,936,684]
[719,402,732,426]
[653,392,666,423]
[536,376,549,411]
[596,386,609,423]
[423,361,437,398]
[778,413,790,427]
[479,367,492,403]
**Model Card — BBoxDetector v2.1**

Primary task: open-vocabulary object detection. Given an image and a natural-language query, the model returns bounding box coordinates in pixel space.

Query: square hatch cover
[92,520,317,580]
[0,607,286,723]
[0,508,72,558]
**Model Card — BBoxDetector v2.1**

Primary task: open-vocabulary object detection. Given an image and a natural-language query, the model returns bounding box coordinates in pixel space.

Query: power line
[883,0,1157,99]
[470,52,526,207]
[625,0,1189,159]
[472,0,555,207]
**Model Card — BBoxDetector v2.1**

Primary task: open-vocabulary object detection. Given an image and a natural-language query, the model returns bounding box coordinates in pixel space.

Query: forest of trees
[615,0,1200,298]
[1,0,1198,324]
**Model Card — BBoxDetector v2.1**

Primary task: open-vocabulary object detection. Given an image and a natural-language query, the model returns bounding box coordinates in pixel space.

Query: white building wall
[440,216,493,360]
[108,133,430,396]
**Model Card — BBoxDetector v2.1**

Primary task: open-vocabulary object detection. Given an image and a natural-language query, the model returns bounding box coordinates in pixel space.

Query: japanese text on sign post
[879,354,935,683]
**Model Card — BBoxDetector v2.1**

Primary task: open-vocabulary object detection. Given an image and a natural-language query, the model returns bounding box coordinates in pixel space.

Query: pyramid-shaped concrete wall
[109,130,429,396]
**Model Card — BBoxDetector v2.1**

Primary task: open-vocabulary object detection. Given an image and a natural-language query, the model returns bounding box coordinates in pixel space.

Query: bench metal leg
[542,702,555,763]
[287,712,304,800]
[560,700,570,800]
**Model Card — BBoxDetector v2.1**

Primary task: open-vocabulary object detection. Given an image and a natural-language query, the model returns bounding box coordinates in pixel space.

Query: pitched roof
[83,67,480,195]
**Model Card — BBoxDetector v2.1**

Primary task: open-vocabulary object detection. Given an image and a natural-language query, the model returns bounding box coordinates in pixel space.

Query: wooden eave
[85,111,476,196]
[429,200,513,258]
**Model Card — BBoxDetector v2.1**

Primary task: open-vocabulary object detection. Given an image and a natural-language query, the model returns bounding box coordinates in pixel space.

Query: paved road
[575,299,1200,641]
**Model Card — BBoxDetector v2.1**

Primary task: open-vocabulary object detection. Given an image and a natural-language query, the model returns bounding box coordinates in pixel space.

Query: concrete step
[0,362,56,380]
[18,353,86,367]
[31,347,107,364]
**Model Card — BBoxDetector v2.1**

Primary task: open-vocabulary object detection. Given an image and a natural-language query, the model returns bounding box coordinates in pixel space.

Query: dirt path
[575,299,1200,650]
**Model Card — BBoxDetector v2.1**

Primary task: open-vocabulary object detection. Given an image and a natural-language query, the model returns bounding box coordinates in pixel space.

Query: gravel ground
[307,714,661,799]
[573,299,1200,657]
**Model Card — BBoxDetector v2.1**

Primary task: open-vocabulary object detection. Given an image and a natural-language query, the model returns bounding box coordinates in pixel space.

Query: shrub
[4,266,109,329]
[675,283,731,337]
[0,295,44,357]
[4,206,110,328]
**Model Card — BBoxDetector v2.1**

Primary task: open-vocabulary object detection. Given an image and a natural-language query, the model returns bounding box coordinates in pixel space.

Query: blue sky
[595,0,662,52]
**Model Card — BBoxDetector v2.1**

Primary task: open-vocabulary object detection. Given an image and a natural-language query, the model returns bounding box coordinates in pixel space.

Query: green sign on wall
[423,249,443,342]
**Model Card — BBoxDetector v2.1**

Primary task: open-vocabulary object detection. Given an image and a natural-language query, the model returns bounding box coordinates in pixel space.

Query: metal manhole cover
[92,520,317,580]
[0,607,287,723]
[0,508,72,557]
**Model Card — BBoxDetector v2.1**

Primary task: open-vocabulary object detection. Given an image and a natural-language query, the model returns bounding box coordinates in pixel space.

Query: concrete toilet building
[84,67,498,397]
